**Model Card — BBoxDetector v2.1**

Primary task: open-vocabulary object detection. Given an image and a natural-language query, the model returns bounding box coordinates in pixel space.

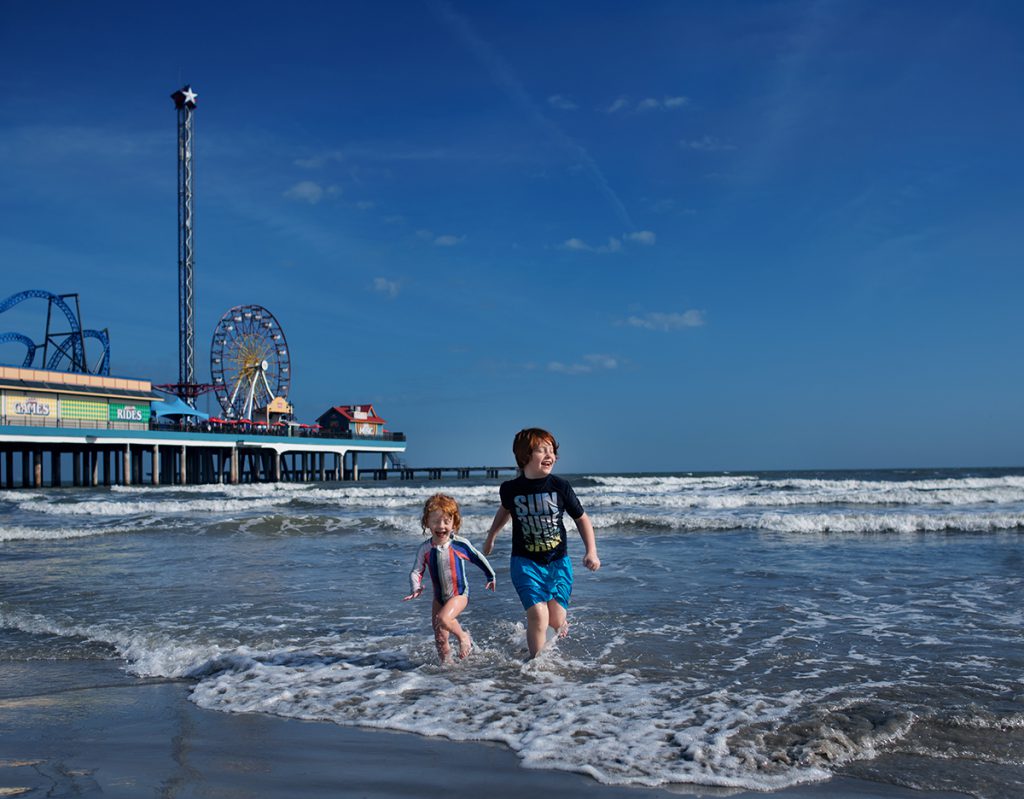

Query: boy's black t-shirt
[499,474,585,565]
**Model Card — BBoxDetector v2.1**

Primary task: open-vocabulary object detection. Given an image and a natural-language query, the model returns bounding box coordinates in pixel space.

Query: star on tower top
[171,85,198,110]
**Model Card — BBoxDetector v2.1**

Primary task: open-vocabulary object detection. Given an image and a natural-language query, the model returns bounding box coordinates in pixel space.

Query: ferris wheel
[210,304,291,420]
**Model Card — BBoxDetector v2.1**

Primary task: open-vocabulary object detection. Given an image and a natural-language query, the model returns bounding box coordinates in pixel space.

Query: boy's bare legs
[548,599,569,638]
[526,602,548,657]
[526,600,569,657]
[432,595,470,662]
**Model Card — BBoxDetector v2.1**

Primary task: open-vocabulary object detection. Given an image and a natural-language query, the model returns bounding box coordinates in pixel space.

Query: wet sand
[0,666,970,799]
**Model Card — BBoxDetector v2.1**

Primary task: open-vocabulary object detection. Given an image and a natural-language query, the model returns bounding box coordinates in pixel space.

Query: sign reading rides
[109,403,150,423]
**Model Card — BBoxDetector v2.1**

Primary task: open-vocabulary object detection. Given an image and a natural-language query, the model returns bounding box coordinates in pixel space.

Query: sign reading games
[6,395,55,418]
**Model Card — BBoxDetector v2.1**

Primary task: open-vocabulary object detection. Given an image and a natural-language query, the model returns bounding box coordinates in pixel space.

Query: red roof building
[316,404,387,437]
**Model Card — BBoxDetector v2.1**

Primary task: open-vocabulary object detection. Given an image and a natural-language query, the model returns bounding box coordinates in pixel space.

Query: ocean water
[2,468,1023,797]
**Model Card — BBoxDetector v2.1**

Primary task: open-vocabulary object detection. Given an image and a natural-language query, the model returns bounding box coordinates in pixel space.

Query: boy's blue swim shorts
[510,554,573,610]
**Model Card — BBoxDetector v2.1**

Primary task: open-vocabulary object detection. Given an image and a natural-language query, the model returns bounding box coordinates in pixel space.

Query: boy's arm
[482,507,511,556]
[573,512,600,571]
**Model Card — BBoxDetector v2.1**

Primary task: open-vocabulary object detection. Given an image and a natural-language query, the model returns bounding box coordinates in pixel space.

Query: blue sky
[2,1,1022,473]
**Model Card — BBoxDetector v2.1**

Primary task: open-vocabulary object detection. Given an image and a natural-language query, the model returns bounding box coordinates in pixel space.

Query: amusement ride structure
[1,86,294,428]
[159,84,211,406]
[210,304,291,420]
[0,83,411,490]
[0,289,110,375]
[160,85,292,419]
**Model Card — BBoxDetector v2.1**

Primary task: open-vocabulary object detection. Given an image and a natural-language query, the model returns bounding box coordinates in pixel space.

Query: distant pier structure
[0,366,412,487]
[0,366,517,487]
[0,86,518,488]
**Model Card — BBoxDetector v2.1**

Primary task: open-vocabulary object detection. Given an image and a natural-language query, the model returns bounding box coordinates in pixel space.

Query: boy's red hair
[421,493,462,532]
[512,427,559,469]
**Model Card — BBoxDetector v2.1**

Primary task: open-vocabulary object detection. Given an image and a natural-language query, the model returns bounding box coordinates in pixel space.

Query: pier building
[316,404,387,437]
[0,366,407,487]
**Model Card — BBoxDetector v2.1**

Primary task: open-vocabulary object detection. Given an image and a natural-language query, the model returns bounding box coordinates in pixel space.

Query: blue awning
[151,394,210,420]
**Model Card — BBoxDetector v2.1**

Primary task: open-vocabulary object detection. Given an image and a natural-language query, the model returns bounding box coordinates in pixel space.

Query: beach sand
[0,662,969,799]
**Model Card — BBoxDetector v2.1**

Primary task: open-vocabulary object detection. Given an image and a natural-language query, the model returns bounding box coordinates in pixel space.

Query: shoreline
[0,668,972,799]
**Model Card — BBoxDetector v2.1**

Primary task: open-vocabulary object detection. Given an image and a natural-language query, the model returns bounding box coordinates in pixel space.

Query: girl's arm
[460,539,497,591]
[573,512,600,571]
[404,542,428,600]
[482,507,511,556]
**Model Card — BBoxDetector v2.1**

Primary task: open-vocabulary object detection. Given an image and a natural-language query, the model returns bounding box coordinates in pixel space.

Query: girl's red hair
[420,493,462,532]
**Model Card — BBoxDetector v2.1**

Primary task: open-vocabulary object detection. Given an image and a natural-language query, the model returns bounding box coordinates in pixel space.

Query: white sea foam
[0,608,224,678]
[110,482,314,497]
[755,511,1024,535]
[15,496,296,517]
[576,508,1024,535]
[0,607,860,789]
[579,474,1024,510]
[0,523,143,542]
[8,473,1024,527]
[186,643,837,790]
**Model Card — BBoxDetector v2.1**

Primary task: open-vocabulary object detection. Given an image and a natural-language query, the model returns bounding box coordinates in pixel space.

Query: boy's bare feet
[557,621,570,638]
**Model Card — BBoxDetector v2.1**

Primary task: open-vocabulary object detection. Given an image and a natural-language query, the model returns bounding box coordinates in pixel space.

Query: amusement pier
[0,365,512,487]
[0,86,514,488]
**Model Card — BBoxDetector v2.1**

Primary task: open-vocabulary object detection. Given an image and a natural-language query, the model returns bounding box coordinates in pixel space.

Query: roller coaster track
[0,289,111,375]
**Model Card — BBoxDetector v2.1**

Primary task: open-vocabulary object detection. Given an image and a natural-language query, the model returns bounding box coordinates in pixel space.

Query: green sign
[109,403,150,423]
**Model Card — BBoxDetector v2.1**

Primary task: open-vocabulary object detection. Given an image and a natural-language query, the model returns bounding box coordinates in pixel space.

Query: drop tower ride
[171,84,199,406]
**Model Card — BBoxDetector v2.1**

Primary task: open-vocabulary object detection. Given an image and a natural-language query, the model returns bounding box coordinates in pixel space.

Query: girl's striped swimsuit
[409,536,496,602]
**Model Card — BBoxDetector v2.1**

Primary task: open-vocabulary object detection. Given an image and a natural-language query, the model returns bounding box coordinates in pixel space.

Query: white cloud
[284,180,334,204]
[605,96,630,114]
[355,200,376,210]
[625,310,706,331]
[547,354,619,374]
[607,95,689,113]
[626,230,656,245]
[585,354,618,369]
[417,229,464,247]
[294,155,327,169]
[547,94,578,111]
[372,277,400,299]
[560,236,622,253]
[562,232,654,251]
[682,136,737,152]
[651,199,697,216]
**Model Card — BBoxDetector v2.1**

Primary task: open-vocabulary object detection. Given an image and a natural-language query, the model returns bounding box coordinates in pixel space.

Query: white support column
[123,445,132,486]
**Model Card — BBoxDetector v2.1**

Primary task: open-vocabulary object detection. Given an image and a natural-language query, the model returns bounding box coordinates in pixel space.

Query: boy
[483,428,599,658]
[405,493,495,663]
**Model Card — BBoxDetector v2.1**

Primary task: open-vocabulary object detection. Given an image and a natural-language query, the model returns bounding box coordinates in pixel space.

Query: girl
[405,493,496,662]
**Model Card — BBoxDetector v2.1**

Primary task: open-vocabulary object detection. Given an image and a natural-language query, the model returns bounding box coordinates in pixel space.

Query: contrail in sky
[429,0,637,232]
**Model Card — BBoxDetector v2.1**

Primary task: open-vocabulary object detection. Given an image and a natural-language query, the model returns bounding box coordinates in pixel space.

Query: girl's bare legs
[526,600,568,658]
[432,595,470,662]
